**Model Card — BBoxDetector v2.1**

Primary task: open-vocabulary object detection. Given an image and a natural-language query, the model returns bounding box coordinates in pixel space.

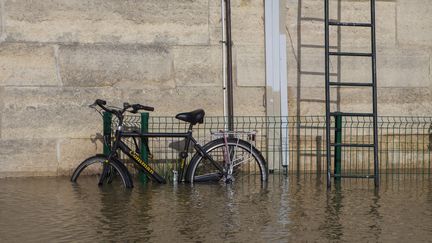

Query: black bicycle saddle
[175,109,205,125]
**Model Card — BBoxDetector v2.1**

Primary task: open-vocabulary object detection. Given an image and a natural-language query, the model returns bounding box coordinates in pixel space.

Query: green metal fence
[106,115,432,176]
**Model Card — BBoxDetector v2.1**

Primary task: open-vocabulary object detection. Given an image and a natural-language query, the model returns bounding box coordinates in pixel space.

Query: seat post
[188,123,194,132]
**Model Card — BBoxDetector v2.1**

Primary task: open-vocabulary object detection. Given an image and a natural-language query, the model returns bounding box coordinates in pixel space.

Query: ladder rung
[330,143,375,148]
[328,52,372,57]
[330,112,374,117]
[329,82,373,87]
[328,21,372,27]
[332,174,375,179]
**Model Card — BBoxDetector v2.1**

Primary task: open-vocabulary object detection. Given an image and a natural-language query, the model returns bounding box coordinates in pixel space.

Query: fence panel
[110,115,432,176]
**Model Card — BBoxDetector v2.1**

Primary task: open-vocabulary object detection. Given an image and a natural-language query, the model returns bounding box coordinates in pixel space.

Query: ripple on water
[0,175,431,242]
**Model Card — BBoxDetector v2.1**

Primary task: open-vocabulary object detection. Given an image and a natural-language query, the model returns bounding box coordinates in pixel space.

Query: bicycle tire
[186,138,268,183]
[70,154,134,188]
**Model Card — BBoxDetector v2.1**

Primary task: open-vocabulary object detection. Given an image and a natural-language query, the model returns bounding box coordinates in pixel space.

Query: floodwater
[0,175,431,242]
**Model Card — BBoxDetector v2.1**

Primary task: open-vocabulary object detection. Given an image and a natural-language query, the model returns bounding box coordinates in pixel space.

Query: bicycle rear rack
[211,130,257,145]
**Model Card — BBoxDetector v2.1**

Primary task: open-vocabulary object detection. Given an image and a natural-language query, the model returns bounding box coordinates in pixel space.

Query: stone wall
[286,0,432,116]
[0,0,265,177]
[1,0,431,177]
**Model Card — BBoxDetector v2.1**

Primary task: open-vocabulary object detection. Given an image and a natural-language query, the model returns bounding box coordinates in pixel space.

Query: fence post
[103,112,112,156]
[139,112,150,183]
[316,136,322,175]
[334,114,342,180]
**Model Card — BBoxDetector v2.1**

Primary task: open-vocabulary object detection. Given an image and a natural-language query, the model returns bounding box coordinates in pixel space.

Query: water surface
[0,175,431,242]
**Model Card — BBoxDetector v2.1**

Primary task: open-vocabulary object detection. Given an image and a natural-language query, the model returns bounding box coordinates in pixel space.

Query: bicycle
[71,99,268,188]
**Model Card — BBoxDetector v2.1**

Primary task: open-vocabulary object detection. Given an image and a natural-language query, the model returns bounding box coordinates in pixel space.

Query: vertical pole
[140,112,149,183]
[103,112,112,156]
[371,0,380,187]
[225,0,234,131]
[221,0,228,130]
[334,114,342,180]
[324,0,332,188]
[316,136,322,175]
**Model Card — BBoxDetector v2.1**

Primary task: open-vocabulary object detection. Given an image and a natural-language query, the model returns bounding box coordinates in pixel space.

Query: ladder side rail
[324,0,332,188]
[371,0,380,187]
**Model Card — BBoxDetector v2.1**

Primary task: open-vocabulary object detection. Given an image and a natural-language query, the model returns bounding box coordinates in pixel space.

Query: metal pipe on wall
[225,0,234,131]
[221,0,228,127]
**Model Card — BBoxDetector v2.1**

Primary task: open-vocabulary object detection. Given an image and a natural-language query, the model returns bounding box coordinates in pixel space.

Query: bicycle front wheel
[186,138,268,183]
[70,155,133,188]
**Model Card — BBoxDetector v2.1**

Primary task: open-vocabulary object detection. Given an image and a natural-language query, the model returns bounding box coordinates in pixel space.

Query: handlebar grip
[96,99,107,106]
[142,105,154,112]
[132,104,154,112]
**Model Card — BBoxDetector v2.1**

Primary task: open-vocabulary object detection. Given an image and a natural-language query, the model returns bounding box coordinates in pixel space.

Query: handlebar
[90,99,154,121]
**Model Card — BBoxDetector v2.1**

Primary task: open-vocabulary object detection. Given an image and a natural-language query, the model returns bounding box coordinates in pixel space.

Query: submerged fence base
[106,115,432,177]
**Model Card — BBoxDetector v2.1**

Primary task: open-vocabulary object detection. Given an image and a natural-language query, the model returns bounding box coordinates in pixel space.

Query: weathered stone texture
[173,45,221,87]
[288,87,327,116]
[59,44,174,88]
[2,87,122,139]
[4,0,209,45]
[0,87,3,138]
[0,44,59,86]
[121,86,225,116]
[397,0,432,47]
[121,86,264,116]
[290,86,432,116]
[209,0,222,45]
[234,87,266,116]
[231,1,265,46]
[0,139,58,177]
[377,49,430,87]
[235,45,265,87]
[57,138,102,176]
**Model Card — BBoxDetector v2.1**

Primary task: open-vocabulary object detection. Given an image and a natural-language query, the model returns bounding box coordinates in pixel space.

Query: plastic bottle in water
[172,170,178,184]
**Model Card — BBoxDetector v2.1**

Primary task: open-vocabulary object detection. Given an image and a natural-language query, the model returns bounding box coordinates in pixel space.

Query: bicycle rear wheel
[71,155,133,188]
[186,138,268,183]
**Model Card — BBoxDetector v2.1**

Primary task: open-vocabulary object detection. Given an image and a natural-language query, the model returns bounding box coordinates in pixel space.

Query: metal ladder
[324,0,379,187]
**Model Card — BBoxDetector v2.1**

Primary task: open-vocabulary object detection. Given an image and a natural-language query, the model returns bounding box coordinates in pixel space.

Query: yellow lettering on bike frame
[129,150,154,174]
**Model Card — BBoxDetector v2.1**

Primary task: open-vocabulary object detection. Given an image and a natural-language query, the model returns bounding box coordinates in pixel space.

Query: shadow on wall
[295,0,342,118]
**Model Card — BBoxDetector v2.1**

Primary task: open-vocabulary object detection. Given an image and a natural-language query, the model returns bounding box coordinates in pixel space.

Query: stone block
[231,1,265,46]
[0,44,59,86]
[336,1,396,50]
[57,138,103,176]
[1,87,123,139]
[173,46,221,87]
[340,49,430,87]
[397,0,432,47]
[377,88,432,116]
[209,0,264,45]
[58,44,174,88]
[0,139,58,177]
[336,87,374,113]
[234,87,266,116]
[288,87,328,116]
[289,49,336,88]
[286,0,395,50]
[379,49,430,88]
[4,0,209,45]
[0,87,3,138]
[209,0,222,45]
[209,0,265,46]
[121,86,224,116]
[288,86,432,116]
[235,45,265,87]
